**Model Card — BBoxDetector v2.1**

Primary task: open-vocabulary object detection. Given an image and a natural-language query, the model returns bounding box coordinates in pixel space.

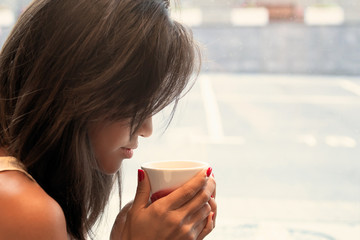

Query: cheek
[91,124,129,154]
[92,138,125,174]
[89,122,131,174]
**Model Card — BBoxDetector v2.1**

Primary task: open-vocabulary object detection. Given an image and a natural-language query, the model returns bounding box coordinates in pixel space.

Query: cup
[141,160,209,202]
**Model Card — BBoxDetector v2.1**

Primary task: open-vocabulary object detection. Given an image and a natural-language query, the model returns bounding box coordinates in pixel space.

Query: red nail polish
[138,169,145,182]
[212,213,215,221]
[211,195,214,198]
[206,167,212,177]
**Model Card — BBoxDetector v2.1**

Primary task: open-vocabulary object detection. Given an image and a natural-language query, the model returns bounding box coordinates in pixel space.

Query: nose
[137,117,153,138]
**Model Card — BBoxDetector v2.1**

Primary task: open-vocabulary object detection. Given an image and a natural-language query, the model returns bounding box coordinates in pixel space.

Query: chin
[99,159,123,175]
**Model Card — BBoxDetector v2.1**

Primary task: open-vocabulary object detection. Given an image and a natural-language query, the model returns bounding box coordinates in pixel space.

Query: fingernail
[212,213,215,221]
[212,172,215,178]
[138,169,145,182]
[211,195,214,198]
[206,167,212,177]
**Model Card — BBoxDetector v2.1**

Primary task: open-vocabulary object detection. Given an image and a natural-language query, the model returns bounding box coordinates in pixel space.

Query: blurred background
[1,0,359,239]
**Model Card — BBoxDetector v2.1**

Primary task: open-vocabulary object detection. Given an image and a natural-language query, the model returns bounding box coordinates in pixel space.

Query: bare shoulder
[0,171,68,240]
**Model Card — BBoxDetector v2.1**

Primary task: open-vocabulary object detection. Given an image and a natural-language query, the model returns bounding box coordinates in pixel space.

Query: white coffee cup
[141,160,209,202]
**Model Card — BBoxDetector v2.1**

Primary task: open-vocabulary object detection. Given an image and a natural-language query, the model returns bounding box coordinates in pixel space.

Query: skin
[0,149,68,240]
[88,117,153,174]
[111,169,217,240]
[0,116,217,239]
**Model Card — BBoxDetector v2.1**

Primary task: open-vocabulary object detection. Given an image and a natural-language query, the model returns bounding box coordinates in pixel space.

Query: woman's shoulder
[0,170,68,240]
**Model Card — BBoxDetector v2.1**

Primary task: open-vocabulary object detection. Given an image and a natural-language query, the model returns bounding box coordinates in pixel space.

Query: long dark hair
[0,0,200,239]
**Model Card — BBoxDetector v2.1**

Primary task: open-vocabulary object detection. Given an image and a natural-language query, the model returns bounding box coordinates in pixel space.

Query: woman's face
[89,117,153,174]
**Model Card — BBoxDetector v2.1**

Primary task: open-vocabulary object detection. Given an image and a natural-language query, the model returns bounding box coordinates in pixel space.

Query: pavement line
[190,135,245,145]
[199,76,224,142]
[297,134,317,147]
[325,135,357,148]
[339,80,360,97]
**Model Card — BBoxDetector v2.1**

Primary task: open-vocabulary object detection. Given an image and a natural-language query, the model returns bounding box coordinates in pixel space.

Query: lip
[124,141,138,150]
[121,147,134,159]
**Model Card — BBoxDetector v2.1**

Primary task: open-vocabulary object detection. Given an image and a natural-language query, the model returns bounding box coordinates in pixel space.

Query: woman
[0,0,217,239]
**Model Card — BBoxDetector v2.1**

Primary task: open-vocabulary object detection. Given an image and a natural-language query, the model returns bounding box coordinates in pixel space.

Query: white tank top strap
[0,156,36,182]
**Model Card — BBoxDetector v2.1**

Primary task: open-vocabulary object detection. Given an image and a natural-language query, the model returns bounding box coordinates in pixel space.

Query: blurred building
[1,0,359,24]
[184,0,360,24]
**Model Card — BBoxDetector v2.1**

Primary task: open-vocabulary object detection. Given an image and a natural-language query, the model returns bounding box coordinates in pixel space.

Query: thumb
[132,169,151,209]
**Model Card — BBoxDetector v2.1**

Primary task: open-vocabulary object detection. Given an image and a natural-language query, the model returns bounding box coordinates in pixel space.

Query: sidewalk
[94,192,360,240]
[208,197,360,240]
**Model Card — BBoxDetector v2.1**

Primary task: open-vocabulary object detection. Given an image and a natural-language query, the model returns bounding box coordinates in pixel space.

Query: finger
[132,169,151,210]
[208,197,217,227]
[165,167,212,210]
[191,218,207,240]
[196,213,214,240]
[117,201,133,223]
[179,176,215,216]
[188,202,211,228]
[211,173,216,199]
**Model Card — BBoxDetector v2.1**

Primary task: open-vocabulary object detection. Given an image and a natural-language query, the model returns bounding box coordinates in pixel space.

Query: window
[1,1,359,239]
[134,1,359,239]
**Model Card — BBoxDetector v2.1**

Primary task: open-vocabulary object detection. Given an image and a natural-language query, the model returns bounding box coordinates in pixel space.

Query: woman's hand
[111,168,217,240]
